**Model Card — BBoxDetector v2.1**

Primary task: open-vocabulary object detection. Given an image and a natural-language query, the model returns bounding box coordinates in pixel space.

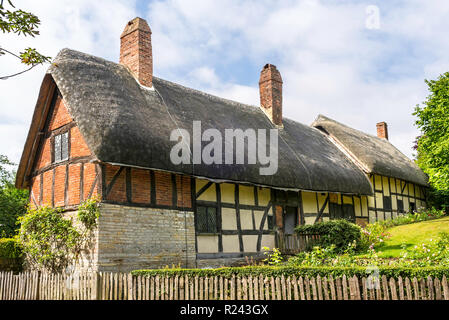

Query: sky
[1,0,449,166]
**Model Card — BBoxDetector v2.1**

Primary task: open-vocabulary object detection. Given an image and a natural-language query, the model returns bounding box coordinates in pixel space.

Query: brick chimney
[376,121,388,140]
[120,17,153,87]
[259,64,283,126]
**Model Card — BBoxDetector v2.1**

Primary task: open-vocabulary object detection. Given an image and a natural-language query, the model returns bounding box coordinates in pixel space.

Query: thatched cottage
[15,17,427,272]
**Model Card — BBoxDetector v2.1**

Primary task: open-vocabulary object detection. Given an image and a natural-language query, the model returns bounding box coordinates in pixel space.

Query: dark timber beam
[104,166,124,198]
[314,195,330,224]
[256,201,273,252]
[195,181,213,199]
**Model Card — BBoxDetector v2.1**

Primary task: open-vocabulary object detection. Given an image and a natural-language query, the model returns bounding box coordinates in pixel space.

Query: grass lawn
[376,215,449,258]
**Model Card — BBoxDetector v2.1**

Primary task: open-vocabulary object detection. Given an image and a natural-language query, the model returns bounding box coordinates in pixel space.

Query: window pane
[197,206,208,233]
[206,207,217,233]
[397,200,404,213]
[54,135,62,162]
[383,196,392,210]
[196,206,217,233]
[61,132,69,160]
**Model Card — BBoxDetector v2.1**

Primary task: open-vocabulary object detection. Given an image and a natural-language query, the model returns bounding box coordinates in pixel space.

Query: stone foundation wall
[96,203,196,272]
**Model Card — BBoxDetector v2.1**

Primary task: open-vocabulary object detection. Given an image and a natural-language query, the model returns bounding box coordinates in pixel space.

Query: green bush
[0,237,22,259]
[295,219,362,253]
[132,265,449,280]
[377,208,445,229]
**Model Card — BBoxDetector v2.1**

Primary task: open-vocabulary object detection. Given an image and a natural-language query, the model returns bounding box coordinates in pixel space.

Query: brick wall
[103,163,192,209]
[104,165,126,202]
[49,94,73,131]
[131,168,151,204]
[96,204,196,272]
[155,171,172,206]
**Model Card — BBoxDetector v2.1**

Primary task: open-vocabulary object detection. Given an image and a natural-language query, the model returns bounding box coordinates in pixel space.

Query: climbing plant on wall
[17,198,100,273]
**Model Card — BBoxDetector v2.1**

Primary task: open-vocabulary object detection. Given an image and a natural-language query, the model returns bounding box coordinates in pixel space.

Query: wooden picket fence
[1,271,449,300]
[276,232,320,254]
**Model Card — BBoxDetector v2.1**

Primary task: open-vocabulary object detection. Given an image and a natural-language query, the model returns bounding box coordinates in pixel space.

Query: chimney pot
[376,121,389,140]
[120,17,153,87]
[259,64,283,126]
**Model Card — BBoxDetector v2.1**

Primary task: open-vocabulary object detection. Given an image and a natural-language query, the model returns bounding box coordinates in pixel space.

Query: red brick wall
[83,163,98,200]
[49,94,73,130]
[103,164,191,208]
[176,175,191,208]
[67,164,81,206]
[41,170,52,207]
[35,139,51,171]
[54,166,66,207]
[155,171,172,206]
[131,168,151,204]
[105,164,126,202]
[71,126,91,158]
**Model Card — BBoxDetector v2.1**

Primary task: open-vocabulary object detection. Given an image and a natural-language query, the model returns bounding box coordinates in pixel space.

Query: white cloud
[1,0,447,165]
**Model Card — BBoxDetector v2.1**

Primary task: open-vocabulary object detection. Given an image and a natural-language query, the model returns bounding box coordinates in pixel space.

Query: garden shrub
[295,219,362,253]
[17,199,100,272]
[359,223,390,251]
[377,208,445,229]
[0,237,22,259]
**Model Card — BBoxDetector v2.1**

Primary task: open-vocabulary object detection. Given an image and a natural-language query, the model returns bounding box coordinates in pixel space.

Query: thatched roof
[312,115,428,186]
[16,49,373,195]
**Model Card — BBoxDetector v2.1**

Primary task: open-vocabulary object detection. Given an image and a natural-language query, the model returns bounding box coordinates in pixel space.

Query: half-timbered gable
[313,115,428,225]
[27,88,98,210]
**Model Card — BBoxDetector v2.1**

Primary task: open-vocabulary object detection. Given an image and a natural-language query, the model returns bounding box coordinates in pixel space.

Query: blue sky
[1,0,449,166]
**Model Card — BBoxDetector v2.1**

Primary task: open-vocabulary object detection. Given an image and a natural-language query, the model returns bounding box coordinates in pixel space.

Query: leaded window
[196,206,218,233]
[54,132,69,163]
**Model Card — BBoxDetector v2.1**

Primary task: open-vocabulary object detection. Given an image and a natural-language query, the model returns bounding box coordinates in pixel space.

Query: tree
[0,155,29,237]
[414,72,449,210]
[0,0,51,80]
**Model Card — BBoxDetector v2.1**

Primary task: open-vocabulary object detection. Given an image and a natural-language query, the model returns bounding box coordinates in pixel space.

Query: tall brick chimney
[376,121,388,140]
[120,17,153,87]
[259,64,283,126]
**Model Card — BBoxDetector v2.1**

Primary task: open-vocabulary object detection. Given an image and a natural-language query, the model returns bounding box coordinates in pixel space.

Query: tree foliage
[0,155,29,237]
[0,0,51,79]
[414,72,449,209]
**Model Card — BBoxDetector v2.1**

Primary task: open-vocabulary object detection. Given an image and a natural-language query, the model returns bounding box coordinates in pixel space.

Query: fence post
[127,273,133,300]
[91,272,99,300]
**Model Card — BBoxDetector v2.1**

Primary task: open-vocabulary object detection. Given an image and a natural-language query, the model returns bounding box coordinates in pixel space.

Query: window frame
[51,129,70,164]
[383,196,392,211]
[196,205,219,234]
